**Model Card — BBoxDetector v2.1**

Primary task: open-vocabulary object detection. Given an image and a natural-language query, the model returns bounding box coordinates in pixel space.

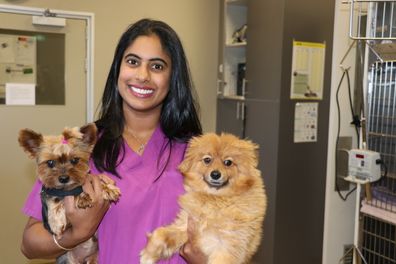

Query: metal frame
[0,4,95,122]
[344,0,396,40]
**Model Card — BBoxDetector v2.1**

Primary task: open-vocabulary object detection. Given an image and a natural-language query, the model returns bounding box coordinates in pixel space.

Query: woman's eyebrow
[125,53,168,66]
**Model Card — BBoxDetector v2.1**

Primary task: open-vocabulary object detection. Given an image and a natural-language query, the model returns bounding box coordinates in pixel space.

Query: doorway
[0,5,94,263]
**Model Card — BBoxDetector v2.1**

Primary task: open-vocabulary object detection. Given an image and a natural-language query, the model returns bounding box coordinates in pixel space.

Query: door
[0,11,88,263]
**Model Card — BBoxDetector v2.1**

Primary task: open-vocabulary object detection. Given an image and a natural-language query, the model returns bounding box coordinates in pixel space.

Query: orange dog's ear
[18,129,43,158]
[178,136,200,174]
[179,147,194,174]
[235,138,259,168]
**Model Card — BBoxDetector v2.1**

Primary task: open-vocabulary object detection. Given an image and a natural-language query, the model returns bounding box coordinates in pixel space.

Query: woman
[21,18,206,263]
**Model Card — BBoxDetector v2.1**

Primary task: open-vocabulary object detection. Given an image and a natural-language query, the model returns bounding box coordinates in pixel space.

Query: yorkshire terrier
[140,133,267,264]
[19,123,121,264]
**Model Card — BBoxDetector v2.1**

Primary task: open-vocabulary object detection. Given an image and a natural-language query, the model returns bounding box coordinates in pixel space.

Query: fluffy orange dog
[140,133,267,264]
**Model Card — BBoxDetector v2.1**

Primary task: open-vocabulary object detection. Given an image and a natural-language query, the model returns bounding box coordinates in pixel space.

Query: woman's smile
[128,85,155,98]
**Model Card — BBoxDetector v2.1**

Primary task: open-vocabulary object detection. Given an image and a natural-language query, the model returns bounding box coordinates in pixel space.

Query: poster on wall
[290,40,325,100]
[0,34,36,104]
[294,102,318,143]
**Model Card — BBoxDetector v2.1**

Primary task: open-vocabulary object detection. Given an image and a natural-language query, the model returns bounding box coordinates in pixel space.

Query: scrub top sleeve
[22,180,43,220]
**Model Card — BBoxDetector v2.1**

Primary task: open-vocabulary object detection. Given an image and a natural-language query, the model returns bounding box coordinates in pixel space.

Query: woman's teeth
[131,86,153,95]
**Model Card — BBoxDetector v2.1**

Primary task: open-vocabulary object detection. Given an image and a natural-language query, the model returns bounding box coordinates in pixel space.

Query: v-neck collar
[118,125,171,183]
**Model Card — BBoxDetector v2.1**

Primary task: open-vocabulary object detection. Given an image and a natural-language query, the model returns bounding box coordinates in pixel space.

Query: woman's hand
[179,217,208,264]
[64,174,110,244]
[21,175,110,259]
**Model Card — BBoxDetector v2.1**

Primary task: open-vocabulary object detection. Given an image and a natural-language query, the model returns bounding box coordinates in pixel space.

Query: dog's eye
[70,157,80,165]
[46,160,56,168]
[203,156,212,165]
[224,159,233,167]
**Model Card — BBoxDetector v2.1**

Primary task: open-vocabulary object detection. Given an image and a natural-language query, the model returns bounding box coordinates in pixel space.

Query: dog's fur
[19,123,121,264]
[140,133,267,264]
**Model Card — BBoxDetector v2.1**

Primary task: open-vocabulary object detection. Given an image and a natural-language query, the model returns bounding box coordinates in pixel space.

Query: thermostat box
[347,149,381,183]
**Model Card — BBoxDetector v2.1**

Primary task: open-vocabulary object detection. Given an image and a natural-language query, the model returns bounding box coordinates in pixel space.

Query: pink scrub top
[22,126,187,264]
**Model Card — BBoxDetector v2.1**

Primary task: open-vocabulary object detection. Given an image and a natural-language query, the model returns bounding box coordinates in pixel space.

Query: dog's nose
[58,175,69,184]
[210,170,221,180]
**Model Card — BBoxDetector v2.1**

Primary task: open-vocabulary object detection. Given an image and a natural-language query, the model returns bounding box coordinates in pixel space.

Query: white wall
[323,1,360,263]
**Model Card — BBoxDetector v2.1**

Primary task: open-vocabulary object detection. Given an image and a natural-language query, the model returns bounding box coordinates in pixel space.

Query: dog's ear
[238,138,259,168]
[79,123,97,146]
[178,137,200,174]
[18,129,43,158]
[179,149,194,174]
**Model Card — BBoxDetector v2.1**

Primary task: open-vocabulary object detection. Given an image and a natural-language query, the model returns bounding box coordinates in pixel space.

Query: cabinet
[216,0,247,135]
[216,0,336,263]
[218,0,247,98]
[216,98,246,137]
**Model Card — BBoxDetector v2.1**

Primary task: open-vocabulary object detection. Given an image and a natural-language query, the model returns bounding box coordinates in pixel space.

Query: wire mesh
[361,214,396,263]
[367,61,396,213]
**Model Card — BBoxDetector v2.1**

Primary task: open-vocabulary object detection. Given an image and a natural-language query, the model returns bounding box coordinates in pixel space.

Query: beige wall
[0,1,219,263]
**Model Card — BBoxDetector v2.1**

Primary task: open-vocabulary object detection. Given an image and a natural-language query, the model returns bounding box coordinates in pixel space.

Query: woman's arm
[21,175,109,259]
[179,217,208,264]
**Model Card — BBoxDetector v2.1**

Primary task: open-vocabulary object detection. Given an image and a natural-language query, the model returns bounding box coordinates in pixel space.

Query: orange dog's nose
[210,170,221,180]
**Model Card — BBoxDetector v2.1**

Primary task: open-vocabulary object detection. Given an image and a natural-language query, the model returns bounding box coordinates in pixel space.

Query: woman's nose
[135,65,150,83]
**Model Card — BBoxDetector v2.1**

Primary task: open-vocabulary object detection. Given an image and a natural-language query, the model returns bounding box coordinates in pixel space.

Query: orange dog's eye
[224,159,233,167]
[203,156,212,165]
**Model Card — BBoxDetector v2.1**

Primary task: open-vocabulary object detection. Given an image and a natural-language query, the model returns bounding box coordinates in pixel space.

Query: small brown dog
[140,133,267,264]
[19,123,121,264]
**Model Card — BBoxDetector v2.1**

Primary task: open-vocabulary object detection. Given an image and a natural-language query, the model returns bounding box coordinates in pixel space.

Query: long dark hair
[92,18,202,177]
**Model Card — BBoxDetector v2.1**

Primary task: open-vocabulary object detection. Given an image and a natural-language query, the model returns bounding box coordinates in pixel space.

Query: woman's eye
[47,160,56,168]
[203,156,212,165]
[126,58,139,66]
[70,158,80,165]
[151,63,164,71]
[224,159,233,167]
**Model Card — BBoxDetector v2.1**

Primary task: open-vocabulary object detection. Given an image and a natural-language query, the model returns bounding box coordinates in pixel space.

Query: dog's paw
[102,184,121,202]
[139,251,157,264]
[97,174,121,202]
[140,227,182,264]
[76,192,93,209]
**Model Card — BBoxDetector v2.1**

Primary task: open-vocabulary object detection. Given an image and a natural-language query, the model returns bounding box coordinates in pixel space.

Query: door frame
[0,4,95,122]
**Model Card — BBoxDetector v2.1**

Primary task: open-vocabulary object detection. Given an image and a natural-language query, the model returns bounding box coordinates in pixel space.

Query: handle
[236,101,240,120]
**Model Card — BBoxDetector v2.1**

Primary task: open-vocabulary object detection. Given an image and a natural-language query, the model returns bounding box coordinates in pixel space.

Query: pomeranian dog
[140,133,267,264]
[18,123,121,264]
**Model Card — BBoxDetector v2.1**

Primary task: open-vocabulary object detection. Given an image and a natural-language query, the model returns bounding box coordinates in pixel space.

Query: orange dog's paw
[76,192,93,209]
[140,249,158,264]
[140,227,181,264]
[140,232,166,264]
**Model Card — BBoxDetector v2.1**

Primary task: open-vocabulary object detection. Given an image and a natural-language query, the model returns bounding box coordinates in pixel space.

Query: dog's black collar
[41,186,83,197]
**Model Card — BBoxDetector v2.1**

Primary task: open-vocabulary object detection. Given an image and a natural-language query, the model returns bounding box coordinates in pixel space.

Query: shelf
[225,41,247,47]
[218,94,245,101]
[226,0,248,6]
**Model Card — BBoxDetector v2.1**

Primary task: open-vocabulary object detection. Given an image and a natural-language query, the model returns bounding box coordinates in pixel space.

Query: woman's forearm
[21,217,84,259]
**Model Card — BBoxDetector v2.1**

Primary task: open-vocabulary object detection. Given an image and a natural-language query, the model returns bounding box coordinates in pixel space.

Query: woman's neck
[122,104,161,149]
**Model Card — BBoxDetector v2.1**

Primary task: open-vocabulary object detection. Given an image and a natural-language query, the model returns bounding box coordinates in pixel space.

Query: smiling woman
[117,34,171,117]
[21,18,205,264]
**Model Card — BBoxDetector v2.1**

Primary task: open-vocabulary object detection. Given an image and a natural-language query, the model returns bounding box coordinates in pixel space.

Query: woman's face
[118,34,172,115]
